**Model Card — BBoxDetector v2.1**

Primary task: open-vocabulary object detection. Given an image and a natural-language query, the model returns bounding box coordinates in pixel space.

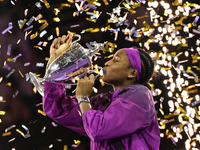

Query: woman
[43,34,160,150]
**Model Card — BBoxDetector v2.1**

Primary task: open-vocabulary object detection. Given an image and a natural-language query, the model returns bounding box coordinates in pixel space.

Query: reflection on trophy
[29,34,106,96]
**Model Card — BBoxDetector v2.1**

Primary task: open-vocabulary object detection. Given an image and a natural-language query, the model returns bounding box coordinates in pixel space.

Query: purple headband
[124,48,141,82]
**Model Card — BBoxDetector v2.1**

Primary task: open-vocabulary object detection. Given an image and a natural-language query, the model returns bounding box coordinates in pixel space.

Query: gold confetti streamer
[143,21,151,29]
[33,87,37,93]
[43,0,50,8]
[56,27,60,37]
[6,82,11,86]
[102,0,109,5]
[122,2,136,14]
[38,109,46,116]
[2,132,11,136]
[0,111,5,115]
[135,35,144,42]
[104,54,114,59]
[38,19,47,23]
[57,3,71,11]
[39,22,49,31]
[137,15,148,19]
[74,139,81,145]
[53,17,60,22]
[86,18,97,23]
[30,32,38,40]
[16,129,25,137]
[18,69,24,78]
[63,145,68,150]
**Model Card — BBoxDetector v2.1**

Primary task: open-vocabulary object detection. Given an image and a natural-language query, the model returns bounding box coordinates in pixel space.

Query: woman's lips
[101,68,107,76]
[103,69,107,75]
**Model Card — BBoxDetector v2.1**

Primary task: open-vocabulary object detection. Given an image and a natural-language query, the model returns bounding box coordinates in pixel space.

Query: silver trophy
[29,34,106,96]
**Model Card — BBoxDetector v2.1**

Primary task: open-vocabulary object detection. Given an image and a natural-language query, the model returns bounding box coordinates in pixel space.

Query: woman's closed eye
[113,58,118,62]
[113,56,120,62]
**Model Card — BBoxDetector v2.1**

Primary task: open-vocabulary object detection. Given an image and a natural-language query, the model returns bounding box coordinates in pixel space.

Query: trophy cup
[29,34,106,96]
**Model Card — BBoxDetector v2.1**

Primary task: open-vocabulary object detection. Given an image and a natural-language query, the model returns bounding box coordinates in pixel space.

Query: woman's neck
[113,80,136,91]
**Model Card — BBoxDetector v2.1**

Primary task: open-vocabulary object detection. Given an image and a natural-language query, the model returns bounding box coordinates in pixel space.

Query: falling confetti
[0,0,200,149]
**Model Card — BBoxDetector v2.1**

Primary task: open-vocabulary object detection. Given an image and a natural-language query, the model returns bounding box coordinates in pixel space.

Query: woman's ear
[127,69,138,79]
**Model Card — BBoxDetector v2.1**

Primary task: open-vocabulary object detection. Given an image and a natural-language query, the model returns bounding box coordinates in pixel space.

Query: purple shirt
[43,81,160,150]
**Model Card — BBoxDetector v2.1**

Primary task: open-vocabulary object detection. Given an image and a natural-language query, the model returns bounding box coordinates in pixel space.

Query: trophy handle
[70,34,81,47]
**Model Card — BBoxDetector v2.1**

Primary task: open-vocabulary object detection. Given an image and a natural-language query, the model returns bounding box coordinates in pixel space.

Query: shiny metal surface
[29,34,106,96]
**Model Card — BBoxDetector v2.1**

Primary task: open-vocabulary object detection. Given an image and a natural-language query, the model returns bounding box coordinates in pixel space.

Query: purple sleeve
[82,97,154,143]
[43,81,87,136]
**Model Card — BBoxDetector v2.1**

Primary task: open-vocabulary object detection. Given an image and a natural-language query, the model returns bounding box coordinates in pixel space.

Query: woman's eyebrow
[115,54,121,58]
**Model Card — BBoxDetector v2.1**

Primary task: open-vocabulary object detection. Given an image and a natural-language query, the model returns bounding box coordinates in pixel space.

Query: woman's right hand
[48,33,74,65]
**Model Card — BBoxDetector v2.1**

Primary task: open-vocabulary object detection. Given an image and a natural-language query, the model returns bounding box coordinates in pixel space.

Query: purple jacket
[43,81,160,150]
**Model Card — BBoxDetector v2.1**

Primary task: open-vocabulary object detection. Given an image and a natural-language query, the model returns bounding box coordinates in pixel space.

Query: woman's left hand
[76,74,95,100]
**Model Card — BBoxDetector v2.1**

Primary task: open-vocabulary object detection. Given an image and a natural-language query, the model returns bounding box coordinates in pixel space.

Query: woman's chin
[102,76,111,85]
[102,76,108,83]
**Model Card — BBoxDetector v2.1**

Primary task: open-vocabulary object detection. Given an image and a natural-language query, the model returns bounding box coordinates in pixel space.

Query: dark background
[0,0,200,149]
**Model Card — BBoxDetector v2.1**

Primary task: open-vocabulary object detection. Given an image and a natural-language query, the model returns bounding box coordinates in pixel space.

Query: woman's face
[102,49,133,85]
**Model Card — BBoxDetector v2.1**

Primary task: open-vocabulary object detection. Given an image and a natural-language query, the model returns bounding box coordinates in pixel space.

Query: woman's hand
[48,33,74,65]
[76,74,95,100]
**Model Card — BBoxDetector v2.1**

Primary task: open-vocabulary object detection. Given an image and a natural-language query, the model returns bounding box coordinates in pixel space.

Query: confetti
[33,87,37,93]
[6,44,12,55]
[25,73,30,81]
[63,145,68,150]
[70,24,79,28]
[8,138,16,142]
[6,82,12,86]
[56,27,59,36]
[30,31,38,40]
[24,25,34,32]
[0,0,200,149]
[13,90,19,98]
[26,16,35,26]
[35,14,43,21]
[39,30,47,37]
[5,125,16,132]
[24,62,31,66]
[2,132,11,137]
[36,63,44,67]
[51,122,57,127]
[12,53,22,62]
[48,35,53,41]
[49,144,53,148]
[2,22,13,34]
[38,109,46,116]
[5,69,15,78]
[41,126,46,133]
[35,2,42,9]
[39,22,49,31]
[87,4,97,10]
[0,111,6,115]
[53,17,60,22]
[16,129,25,137]
[42,0,50,9]
[18,19,26,29]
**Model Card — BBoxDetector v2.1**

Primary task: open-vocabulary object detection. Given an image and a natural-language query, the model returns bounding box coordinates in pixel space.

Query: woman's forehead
[115,49,127,57]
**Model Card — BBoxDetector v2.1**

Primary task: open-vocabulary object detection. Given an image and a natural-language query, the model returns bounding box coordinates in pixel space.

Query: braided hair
[137,48,154,90]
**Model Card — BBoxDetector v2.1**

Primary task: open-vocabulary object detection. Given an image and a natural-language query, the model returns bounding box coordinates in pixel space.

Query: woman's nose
[104,60,110,67]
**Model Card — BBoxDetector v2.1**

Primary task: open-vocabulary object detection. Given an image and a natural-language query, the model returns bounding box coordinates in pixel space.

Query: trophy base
[29,72,44,96]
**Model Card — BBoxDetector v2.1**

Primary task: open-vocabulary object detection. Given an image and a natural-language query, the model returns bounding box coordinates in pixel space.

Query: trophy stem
[29,72,45,96]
